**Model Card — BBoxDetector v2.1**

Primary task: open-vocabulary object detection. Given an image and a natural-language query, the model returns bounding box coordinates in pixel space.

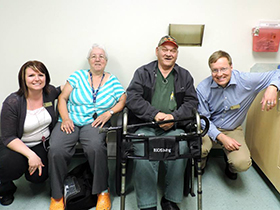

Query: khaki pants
[201,126,252,173]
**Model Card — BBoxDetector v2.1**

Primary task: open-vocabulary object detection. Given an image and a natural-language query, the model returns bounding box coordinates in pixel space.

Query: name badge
[230,104,240,110]
[43,102,53,108]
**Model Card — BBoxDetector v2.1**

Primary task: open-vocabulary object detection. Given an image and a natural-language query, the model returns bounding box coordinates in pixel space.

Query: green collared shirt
[151,67,177,114]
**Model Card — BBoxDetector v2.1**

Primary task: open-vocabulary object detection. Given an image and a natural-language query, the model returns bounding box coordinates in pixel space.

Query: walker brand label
[153,148,172,153]
[149,136,178,161]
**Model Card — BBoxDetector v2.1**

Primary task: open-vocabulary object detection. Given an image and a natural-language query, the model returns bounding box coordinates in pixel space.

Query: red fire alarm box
[252,27,280,52]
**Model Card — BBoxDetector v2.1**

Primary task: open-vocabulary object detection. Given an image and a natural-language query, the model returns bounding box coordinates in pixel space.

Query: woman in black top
[0,61,61,206]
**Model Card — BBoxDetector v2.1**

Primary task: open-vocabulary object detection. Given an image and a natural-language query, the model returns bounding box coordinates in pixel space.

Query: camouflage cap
[158,35,178,48]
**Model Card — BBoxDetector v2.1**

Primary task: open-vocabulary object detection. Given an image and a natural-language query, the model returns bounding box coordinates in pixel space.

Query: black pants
[0,142,48,195]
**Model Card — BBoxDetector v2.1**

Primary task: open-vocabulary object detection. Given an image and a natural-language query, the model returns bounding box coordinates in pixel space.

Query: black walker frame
[101,108,209,210]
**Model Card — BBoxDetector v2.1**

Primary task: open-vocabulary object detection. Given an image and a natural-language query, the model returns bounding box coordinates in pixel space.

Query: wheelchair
[100,108,209,210]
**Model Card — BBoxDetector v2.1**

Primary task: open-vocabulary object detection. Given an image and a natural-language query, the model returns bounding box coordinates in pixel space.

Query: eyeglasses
[89,54,106,60]
[211,67,229,74]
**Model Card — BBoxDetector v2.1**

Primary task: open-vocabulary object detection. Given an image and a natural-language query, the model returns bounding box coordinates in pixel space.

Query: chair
[100,108,209,210]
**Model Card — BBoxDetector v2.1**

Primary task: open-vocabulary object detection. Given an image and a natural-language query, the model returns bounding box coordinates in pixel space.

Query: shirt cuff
[269,83,279,91]
[208,128,221,142]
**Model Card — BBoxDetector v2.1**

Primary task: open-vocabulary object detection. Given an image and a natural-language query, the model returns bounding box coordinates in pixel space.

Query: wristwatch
[109,109,114,115]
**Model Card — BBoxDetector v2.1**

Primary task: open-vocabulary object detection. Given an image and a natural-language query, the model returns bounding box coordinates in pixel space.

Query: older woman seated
[48,44,126,210]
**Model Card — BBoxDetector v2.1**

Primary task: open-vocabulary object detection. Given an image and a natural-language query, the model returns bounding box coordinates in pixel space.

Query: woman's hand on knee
[28,152,44,176]
[61,119,75,134]
[91,112,111,128]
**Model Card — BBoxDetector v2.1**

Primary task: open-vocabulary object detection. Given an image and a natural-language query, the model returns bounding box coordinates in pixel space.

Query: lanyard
[89,71,105,104]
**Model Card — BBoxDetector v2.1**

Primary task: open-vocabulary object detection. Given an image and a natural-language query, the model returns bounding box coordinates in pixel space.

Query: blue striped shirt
[59,69,125,126]
[197,69,280,141]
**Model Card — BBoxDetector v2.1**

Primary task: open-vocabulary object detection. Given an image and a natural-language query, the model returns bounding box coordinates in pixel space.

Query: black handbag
[64,161,97,210]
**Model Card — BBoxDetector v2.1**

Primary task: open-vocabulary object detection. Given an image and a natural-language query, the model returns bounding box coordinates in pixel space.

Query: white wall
[1,0,280,107]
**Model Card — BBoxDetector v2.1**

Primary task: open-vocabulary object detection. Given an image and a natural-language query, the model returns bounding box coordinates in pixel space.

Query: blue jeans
[133,127,188,209]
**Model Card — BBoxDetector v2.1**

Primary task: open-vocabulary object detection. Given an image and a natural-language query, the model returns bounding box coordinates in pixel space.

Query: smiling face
[25,67,46,92]
[88,47,107,73]
[156,42,178,71]
[210,57,232,88]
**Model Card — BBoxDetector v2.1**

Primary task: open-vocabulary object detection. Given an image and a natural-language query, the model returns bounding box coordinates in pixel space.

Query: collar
[156,65,175,78]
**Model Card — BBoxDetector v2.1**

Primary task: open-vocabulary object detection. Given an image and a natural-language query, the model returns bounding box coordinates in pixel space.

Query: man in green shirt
[126,35,198,210]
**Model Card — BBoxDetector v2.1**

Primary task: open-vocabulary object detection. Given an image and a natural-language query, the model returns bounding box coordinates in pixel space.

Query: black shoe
[0,194,14,206]
[0,181,17,206]
[225,163,237,180]
[160,197,179,210]
[224,154,237,180]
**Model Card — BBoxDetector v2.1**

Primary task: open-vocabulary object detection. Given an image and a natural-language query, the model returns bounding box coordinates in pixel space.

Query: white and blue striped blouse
[59,69,125,126]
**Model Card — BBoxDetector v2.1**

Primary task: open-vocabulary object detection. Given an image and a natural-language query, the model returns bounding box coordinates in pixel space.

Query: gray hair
[87,43,108,61]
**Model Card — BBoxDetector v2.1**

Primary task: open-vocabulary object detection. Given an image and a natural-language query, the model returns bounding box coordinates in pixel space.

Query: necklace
[157,68,170,85]
[35,107,50,150]
[27,97,43,110]
[162,78,168,84]
[89,71,105,104]
[89,71,105,119]
[27,104,50,150]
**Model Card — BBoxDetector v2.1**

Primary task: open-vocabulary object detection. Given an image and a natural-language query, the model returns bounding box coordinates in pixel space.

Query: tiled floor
[2,154,280,210]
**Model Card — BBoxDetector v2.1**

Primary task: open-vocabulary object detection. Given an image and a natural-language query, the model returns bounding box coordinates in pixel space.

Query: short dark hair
[17,60,51,98]
[208,50,232,67]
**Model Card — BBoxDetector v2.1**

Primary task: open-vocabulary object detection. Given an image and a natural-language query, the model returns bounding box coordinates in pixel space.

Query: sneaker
[49,197,64,210]
[96,191,111,210]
